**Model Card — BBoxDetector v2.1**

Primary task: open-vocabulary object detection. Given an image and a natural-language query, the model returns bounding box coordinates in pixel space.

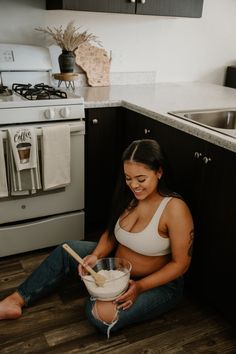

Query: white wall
[0,0,236,84]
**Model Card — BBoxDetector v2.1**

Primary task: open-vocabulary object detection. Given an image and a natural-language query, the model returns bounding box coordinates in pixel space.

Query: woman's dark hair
[107,139,179,238]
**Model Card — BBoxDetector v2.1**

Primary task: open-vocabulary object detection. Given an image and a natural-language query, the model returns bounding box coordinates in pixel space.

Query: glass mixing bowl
[81,257,132,301]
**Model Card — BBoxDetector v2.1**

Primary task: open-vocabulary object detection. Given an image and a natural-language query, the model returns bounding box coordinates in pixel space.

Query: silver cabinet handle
[203,156,212,164]
[194,152,202,159]
[92,118,98,124]
[144,128,150,134]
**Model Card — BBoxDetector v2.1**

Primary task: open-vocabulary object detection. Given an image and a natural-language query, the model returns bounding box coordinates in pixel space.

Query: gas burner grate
[12,83,67,100]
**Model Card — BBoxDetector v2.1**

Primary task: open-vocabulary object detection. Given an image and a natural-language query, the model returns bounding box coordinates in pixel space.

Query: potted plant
[35,21,101,73]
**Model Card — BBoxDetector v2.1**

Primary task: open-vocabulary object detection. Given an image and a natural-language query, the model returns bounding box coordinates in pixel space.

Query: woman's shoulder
[165,195,192,217]
[164,196,194,237]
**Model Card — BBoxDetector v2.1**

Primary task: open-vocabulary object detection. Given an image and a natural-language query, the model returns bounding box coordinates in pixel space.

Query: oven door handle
[0,122,85,140]
[69,122,85,134]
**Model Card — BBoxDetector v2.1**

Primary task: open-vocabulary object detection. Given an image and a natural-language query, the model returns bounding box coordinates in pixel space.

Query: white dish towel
[0,132,8,197]
[41,125,71,190]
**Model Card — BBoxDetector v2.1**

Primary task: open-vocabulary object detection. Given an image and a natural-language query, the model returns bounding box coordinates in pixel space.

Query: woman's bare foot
[0,292,24,320]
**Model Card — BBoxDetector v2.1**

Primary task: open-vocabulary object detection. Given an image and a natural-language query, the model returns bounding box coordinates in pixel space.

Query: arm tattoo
[188,229,194,257]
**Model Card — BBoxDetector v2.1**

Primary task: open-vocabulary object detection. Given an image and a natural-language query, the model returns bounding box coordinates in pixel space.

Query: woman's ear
[158,167,163,180]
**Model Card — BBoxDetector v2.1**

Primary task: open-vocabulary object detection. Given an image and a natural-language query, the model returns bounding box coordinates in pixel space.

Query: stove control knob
[44,108,55,120]
[60,107,71,118]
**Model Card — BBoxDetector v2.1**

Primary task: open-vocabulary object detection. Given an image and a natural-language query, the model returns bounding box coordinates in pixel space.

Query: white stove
[0,43,85,257]
[0,43,85,124]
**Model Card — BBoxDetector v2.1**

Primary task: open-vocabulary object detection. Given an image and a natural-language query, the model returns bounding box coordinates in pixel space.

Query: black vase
[58,50,75,73]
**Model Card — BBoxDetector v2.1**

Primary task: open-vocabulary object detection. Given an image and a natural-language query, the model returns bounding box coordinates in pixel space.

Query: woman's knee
[62,240,97,258]
[85,299,119,336]
[92,300,118,324]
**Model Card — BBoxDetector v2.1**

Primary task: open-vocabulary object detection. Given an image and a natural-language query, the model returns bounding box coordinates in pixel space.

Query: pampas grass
[35,21,101,52]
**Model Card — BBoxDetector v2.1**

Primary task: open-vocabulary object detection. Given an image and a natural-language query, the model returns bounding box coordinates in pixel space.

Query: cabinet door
[158,126,204,215]
[136,0,203,18]
[46,0,136,13]
[165,129,236,325]
[199,144,236,325]
[85,107,123,234]
[184,142,224,296]
[122,109,157,146]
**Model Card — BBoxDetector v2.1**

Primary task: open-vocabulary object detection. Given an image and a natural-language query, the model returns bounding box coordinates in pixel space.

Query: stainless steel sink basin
[168,109,236,137]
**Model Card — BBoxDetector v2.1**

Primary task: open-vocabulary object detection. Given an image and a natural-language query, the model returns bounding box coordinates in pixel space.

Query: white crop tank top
[115,197,172,257]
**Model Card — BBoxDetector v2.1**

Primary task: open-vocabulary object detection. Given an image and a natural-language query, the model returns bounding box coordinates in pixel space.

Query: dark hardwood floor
[0,247,236,354]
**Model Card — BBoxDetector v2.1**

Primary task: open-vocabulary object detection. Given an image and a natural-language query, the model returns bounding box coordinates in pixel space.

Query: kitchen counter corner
[75,82,236,153]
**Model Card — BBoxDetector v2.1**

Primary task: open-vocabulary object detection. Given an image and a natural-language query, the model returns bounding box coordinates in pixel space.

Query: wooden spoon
[62,243,106,287]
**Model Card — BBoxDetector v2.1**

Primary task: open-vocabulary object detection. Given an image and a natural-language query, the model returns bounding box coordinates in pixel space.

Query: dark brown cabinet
[85,106,236,324]
[123,108,236,325]
[46,0,135,14]
[136,0,203,17]
[85,107,123,234]
[197,145,236,325]
[167,128,236,326]
[46,0,203,18]
[122,109,157,144]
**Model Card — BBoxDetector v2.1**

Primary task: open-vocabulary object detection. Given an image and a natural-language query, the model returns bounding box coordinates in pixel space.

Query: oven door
[0,121,85,256]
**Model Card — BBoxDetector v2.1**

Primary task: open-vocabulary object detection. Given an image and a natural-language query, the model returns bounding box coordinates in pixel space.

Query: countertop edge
[122,101,236,154]
[84,98,236,154]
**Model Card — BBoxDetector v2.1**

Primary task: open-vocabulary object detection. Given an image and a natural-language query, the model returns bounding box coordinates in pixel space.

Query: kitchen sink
[168,109,236,137]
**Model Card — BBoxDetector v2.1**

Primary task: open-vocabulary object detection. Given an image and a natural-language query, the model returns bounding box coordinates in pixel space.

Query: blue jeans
[17,240,184,336]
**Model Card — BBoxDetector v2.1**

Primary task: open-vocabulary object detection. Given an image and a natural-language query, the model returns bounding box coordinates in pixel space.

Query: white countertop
[74,82,236,153]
